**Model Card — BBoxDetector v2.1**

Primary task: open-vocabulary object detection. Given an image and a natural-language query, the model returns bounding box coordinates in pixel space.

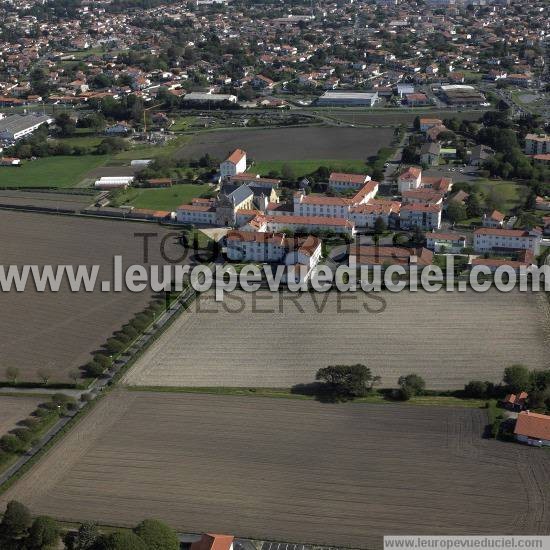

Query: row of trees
[0,500,179,550]
[85,299,167,379]
[0,394,76,465]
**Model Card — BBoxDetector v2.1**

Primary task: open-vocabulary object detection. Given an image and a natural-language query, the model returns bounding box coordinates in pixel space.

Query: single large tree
[0,500,32,541]
[398,374,426,400]
[26,516,60,549]
[134,519,179,550]
[316,364,374,400]
[503,364,531,393]
[99,531,148,550]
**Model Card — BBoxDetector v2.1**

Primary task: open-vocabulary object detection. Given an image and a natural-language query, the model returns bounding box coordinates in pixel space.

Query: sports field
[3,391,549,548]
[110,184,210,210]
[0,211,186,383]
[0,156,108,188]
[125,290,550,390]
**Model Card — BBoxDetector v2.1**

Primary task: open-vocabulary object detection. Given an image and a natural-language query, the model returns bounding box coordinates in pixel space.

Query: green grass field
[111,184,210,210]
[57,135,104,148]
[474,179,526,213]
[170,117,196,132]
[115,135,191,161]
[0,155,109,188]
[253,159,368,178]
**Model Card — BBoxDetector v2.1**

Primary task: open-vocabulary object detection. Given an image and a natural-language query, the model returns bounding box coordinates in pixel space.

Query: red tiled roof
[191,534,234,550]
[402,203,441,213]
[399,167,422,180]
[489,210,505,222]
[514,411,550,441]
[225,149,246,165]
[353,246,433,266]
[267,214,353,228]
[329,172,369,184]
[474,227,539,237]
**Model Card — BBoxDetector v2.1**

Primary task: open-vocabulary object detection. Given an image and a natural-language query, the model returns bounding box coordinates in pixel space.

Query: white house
[482,210,505,228]
[473,227,542,255]
[514,411,550,447]
[220,149,247,180]
[397,167,422,193]
[176,202,217,225]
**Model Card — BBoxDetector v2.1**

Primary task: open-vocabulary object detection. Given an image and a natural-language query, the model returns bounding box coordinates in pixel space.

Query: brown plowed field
[0,396,44,435]
[0,211,185,383]
[125,289,550,390]
[2,391,549,548]
[176,127,394,161]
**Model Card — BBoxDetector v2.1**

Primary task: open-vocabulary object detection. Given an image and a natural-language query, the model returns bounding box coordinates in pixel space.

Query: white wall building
[400,203,442,230]
[0,114,53,141]
[473,228,542,255]
[225,230,322,282]
[397,167,422,193]
[220,149,247,179]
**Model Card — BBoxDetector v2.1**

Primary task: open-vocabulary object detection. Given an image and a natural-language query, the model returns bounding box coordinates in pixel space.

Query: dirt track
[125,289,550,390]
[0,396,43,435]
[2,391,549,548]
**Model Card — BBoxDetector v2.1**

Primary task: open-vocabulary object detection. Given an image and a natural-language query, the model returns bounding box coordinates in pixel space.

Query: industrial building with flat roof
[439,85,485,106]
[0,114,53,141]
[316,90,378,107]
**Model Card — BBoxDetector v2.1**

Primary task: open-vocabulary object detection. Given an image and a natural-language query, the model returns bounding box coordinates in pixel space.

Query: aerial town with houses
[0,0,549,547]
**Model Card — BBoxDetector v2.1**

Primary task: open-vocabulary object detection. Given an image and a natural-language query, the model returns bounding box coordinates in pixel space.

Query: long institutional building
[0,114,53,141]
[177,149,452,237]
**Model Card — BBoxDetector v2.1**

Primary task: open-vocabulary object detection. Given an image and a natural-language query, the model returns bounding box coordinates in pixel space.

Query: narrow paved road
[0,285,196,488]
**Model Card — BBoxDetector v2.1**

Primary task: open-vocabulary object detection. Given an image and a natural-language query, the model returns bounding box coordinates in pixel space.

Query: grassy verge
[0,286,201,494]
[253,159,368,178]
[125,385,487,408]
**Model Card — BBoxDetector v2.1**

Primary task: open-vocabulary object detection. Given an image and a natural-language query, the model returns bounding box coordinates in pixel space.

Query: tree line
[0,500,179,550]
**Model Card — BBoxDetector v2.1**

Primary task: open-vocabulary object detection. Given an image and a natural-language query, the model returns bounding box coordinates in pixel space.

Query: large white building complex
[225,230,322,282]
[177,151,449,239]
